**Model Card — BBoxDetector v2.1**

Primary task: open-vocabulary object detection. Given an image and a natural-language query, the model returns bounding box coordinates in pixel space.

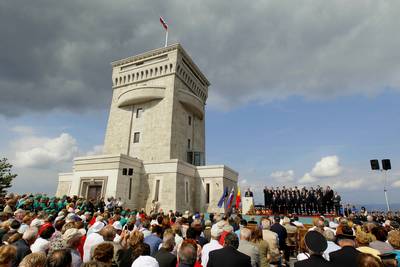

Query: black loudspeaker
[370,160,380,170]
[128,168,133,176]
[382,159,391,170]
[122,168,127,175]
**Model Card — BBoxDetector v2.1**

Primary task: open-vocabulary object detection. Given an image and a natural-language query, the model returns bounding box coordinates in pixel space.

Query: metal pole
[165,30,168,47]
[383,170,390,212]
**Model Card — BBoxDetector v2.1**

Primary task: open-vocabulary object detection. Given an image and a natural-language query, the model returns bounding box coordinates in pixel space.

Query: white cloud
[270,170,295,182]
[311,155,342,177]
[298,172,319,184]
[14,133,78,168]
[322,177,364,190]
[392,181,400,188]
[11,126,35,135]
[239,179,248,185]
[86,145,103,156]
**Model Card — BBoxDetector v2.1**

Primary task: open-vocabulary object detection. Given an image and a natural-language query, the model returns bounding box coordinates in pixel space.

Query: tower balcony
[117,86,165,107]
[178,89,204,119]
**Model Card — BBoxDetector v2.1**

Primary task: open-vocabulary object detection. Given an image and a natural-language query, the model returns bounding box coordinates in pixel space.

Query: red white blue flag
[159,17,168,31]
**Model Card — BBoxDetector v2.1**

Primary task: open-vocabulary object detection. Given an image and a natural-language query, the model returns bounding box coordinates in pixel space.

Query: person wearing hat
[329,225,361,267]
[83,221,105,262]
[63,228,83,267]
[201,223,223,267]
[294,231,332,267]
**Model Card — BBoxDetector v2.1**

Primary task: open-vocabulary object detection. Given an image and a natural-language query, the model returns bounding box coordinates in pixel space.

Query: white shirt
[31,237,50,253]
[140,228,152,238]
[297,252,310,261]
[83,232,104,262]
[323,241,341,261]
[201,239,223,267]
[292,221,304,227]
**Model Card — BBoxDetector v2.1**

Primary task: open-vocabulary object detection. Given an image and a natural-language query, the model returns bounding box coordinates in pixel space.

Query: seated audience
[294,231,331,267]
[329,225,361,267]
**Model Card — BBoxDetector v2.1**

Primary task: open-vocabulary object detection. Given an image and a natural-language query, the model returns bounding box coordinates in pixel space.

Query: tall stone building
[56,44,238,213]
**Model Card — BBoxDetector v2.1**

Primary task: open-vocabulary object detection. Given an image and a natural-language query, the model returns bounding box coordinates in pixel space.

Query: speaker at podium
[242,196,254,214]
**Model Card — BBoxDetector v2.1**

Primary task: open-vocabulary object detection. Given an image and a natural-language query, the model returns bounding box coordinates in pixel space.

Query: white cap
[131,256,159,267]
[62,228,82,242]
[112,221,123,230]
[90,221,105,233]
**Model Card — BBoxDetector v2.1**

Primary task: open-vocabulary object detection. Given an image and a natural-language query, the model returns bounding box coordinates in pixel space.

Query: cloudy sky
[1,0,400,206]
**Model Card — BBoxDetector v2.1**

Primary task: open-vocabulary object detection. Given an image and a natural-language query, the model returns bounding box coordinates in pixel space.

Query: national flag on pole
[159,17,168,31]
[217,187,228,208]
[235,187,241,209]
[226,188,235,209]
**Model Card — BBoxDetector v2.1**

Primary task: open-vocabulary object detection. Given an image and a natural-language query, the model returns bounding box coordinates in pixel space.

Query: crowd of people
[261,186,341,215]
[0,192,399,267]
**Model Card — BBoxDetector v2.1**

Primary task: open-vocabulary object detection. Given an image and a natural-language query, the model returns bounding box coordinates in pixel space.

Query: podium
[242,196,254,215]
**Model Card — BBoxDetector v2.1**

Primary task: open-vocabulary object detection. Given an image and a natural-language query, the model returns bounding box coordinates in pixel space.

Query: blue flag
[217,187,228,208]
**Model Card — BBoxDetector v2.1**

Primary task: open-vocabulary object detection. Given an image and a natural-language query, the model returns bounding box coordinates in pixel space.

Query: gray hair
[23,227,38,243]
[162,233,176,251]
[178,242,197,265]
[323,230,335,241]
[240,228,251,241]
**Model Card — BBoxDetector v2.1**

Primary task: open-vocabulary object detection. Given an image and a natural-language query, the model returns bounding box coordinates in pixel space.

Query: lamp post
[370,159,391,212]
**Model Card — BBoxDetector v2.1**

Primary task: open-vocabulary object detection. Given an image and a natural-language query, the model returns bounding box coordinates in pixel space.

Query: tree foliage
[0,158,17,197]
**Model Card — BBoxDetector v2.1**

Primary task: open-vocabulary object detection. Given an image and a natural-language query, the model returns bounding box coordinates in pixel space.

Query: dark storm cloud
[1,0,400,116]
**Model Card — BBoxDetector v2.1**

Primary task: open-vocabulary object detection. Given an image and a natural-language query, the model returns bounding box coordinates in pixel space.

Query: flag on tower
[235,187,241,209]
[159,17,168,31]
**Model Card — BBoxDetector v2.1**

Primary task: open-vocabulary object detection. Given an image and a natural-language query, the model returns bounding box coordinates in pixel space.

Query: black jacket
[12,239,31,267]
[270,223,287,249]
[154,247,177,267]
[329,246,361,267]
[207,246,251,267]
[294,254,334,267]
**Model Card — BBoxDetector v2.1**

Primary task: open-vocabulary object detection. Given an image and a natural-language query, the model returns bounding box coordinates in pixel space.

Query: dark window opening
[129,178,132,200]
[136,108,143,118]
[134,132,140,143]
[206,183,210,204]
[155,180,160,201]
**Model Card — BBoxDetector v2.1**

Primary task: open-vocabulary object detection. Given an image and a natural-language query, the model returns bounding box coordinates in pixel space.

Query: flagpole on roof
[159,17,169,47]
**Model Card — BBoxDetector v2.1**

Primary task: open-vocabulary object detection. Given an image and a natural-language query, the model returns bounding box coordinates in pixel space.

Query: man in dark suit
[270,215,288,260]
[154,233,177,267]
[329,225,361,267]
[244,188,253,197]
[295,231,334,267]
[207,232,251,267]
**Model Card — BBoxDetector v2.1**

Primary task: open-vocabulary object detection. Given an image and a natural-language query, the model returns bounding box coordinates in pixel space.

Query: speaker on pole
[122,168,127,175]
[382,159,391,170]
[128,168,133,176]
[370,159,380,170]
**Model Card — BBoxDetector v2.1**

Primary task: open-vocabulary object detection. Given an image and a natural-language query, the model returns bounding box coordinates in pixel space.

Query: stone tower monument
[104,44,207,165]
[56,44,238,213]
